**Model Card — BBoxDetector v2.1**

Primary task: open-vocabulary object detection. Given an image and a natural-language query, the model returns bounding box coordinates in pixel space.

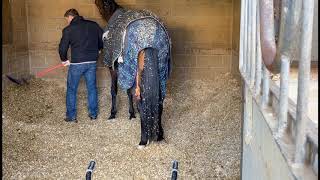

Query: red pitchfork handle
[36,63,65,78]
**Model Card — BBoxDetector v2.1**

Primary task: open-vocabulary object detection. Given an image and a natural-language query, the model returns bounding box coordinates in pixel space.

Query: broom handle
[36,63,65,77]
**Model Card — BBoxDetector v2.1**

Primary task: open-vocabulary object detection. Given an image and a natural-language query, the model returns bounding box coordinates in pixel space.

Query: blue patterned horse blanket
[102,8,172,97]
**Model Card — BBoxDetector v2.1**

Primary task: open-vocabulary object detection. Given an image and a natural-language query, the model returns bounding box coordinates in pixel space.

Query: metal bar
[262,65,270,108]
[244,82,253,144]
[277,57,290,135]
[273,0,302,74]
[240,79,245,179]
[243,83,248,137]
[246,0,252,79]
[294,0,314,164]
[86,160,96,180]
[171,160,178,180]
[255,0,262,96]
[250,0,257,88]
[243,0,248,74]
[239,0,246,72]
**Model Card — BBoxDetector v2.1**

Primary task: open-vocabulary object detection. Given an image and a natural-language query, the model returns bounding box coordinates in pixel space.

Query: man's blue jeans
[66,63,98,119]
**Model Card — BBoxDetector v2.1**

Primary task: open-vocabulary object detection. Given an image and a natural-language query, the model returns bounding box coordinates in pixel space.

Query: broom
[6,63,66,85]
[36,63,65,78]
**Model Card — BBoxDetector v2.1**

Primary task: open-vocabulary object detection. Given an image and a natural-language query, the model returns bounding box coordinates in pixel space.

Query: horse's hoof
[137,140,148,149]
[108,114,116,120]
[137,144,146,150]
[157,136,164,142]
[129,114,136,120]
[139,140,148,145]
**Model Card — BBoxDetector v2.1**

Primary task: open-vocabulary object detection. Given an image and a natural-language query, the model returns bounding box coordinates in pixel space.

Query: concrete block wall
[155,0,235,80]
[2,0,12,45]
[24,0,237,86]
[231,0,240,79]
[3,0,318,87]
[24,0,106,86]
[3,0,243,88]
[2,0,30,89]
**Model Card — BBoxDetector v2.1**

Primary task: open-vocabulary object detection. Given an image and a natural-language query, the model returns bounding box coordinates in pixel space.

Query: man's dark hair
[64,9,79,17]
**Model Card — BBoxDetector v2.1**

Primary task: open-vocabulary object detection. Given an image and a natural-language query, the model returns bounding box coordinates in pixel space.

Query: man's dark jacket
[59,16,103,63]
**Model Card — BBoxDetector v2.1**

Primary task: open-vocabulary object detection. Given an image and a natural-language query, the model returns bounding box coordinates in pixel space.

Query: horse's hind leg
[108,67,118,119]
[127,88,136,119]
[157,99,164,141]
[137,101,148,147]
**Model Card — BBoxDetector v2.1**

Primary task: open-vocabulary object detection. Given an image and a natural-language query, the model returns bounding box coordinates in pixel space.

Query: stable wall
[3,0,318,88]
[24,0,236,86]
[2,0,30,88]
[241,91,296,180]
[231,0,240,79]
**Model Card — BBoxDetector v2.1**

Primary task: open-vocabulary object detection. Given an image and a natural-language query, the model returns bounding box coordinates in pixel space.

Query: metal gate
[239,0,318,179]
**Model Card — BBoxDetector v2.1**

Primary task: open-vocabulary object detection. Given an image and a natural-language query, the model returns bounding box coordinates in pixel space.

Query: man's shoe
[108,113,116,120]
[64,117,77,123]
[89,115,97,120]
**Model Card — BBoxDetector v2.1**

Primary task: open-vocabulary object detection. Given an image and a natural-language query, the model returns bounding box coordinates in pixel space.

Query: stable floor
[2,73,241,179]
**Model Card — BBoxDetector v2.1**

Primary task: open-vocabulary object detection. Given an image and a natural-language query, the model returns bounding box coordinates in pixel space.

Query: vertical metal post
[246,0,251,78]
[294,0,314,164]
[243,0,248,74]
[240,79,245,179]
[171,160,178,180]
[255,1,262,96]
[262,65,270,108]
[250,0,257,88]
[277,57,290,135]
[86,160,96,180]
[244,82,253,144]
[239,0,246,72]
[243,81,248,137]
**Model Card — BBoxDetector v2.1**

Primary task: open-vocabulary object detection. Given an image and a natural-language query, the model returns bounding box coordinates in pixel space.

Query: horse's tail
[140,48,161,141]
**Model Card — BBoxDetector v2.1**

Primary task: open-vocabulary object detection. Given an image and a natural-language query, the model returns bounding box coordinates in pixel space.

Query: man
[59,9,103,122]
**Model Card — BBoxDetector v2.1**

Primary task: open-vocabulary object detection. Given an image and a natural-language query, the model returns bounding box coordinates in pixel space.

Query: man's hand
[62,60,70,66]
[134,87,141,101]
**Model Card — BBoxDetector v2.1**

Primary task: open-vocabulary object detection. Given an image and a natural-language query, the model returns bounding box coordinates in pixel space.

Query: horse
[95,0,171,148]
